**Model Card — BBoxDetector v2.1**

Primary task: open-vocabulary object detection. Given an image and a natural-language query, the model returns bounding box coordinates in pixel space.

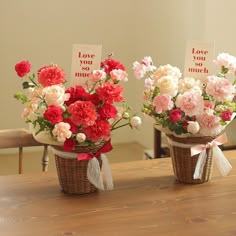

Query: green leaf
[22,81,35,89]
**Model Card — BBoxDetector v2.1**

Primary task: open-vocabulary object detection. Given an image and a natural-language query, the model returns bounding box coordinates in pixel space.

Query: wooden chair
[0,129,49,174]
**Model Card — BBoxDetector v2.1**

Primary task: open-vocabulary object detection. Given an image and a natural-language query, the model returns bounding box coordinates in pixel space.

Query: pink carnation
[110,69,128,82]
[82,119,111,142]
[67,101,97,127]
[38,65,66,87]
[52,122,72,142]
[96,82,124,104]
[132,61,146,80]
[196,109,222,136]
[205,75,235,102]
[175,92,204,117]
[152,94,174,114]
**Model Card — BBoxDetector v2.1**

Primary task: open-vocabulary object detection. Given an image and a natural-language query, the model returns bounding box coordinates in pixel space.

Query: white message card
[70,44,102,87]
[184,40,215,80]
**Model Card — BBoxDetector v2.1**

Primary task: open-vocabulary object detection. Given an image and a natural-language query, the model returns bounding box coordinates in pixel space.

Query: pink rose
[169,109,182,122]
[15,61,31,77]
[175,92,204,117]
[152,94,174,114]
[90,69,106,82]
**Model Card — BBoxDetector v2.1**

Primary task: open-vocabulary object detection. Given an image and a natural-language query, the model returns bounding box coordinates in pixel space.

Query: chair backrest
[0,129,49,174]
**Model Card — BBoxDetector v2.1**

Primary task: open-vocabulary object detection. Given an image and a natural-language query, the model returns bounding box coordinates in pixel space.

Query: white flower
[43,85,70,106]
[187,121,200,134]
[130,116,142,128]
[76,133,86,143]
[156,76,179,97]
[52,122,72,142]
[178,77,202,94]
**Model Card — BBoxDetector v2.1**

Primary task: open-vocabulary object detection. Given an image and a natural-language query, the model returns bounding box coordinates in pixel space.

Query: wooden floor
[0,142,146,175]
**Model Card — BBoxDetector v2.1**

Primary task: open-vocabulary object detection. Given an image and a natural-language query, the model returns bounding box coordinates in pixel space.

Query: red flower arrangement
[14,57,142,152]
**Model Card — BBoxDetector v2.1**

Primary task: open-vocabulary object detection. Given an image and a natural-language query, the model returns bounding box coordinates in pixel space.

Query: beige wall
[0,0,236,149]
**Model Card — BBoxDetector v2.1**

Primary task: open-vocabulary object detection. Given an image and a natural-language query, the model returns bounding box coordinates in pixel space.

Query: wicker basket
[52,143,104,194]
[166,134,215,184]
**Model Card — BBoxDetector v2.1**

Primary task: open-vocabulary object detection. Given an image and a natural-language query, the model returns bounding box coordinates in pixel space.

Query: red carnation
[63,138,76,152]
[169,109,182,123]
[38,65,66,87]
[83,119,111,142]
[101,58,125,74]
[67,101,97,127]
[86,93,101,106]
[15,61,31,77]
[98,103,117,119]
[65,86,89,106]
[43,105,63,125]
[96,82,124,104]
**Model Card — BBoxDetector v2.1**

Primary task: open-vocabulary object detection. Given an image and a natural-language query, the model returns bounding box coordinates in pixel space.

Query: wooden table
[1,152,236,236]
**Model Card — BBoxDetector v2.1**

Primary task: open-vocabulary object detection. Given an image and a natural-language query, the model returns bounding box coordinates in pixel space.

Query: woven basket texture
[166,134,215,184]
[52,143,103,194]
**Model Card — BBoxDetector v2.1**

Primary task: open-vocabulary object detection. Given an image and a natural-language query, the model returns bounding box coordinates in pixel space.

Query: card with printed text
[184,40,215,80]
[70,44,102,87]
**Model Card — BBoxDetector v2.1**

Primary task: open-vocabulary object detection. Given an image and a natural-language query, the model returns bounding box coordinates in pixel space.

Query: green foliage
[14,92,28,104]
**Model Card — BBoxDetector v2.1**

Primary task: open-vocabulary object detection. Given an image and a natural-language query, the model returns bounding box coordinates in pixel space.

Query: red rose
[63,138,76,152]
[43,105,63,125]
[169,109,182,122]
[15,61,31,77]
[221,110,232,121]
[98,103,117,119]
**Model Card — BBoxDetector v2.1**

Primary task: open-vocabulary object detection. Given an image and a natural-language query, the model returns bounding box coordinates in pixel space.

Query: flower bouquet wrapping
[14,56,141,194]
[133,53,236,183]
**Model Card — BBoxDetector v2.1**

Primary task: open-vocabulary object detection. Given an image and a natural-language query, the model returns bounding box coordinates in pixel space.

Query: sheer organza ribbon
[167,133,232,180]
[77,140,114,191]
[190,133,232,179]
[52,140,114,191]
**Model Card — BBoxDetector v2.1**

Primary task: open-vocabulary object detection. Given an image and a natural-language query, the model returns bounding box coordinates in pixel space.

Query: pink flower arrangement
[133,53,236,137]
[14,58,141,152]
